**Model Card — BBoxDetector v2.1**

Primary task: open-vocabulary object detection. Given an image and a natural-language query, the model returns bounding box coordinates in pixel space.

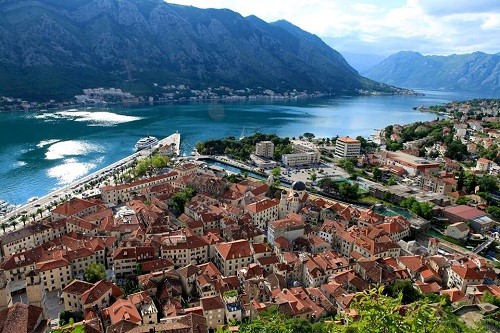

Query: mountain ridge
[362,51,500,92]
[0,0,396,101]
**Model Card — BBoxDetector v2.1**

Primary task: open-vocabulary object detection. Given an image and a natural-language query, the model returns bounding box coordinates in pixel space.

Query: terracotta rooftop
[81,280,123,305]
[444,205,485,220]
[62,279,94,295]
[51,197,100,217]
[451,265,484,280]
[215,239,253,260]
[103,299,141,325]
[200,295,224,311]
[0,303,46,333]
[246,198,279,214]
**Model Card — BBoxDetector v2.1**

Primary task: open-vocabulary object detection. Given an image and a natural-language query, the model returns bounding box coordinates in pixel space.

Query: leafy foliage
[400,197,434,220]
[231,288,483,333]
[171,187,196,213]
[196,133,291,161]
[84,262,106,283]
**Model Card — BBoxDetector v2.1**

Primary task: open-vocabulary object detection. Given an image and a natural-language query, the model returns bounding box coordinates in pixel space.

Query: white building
[444,222,469,240]
[335,137,361,158]
[281,151,320,166]
[255,141,275,158]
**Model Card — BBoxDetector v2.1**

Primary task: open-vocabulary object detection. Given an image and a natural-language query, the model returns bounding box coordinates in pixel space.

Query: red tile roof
[0,303,46,333]
[103,299,142,325]
[215,239,253,260]
[200,295,224,311]
[451,265,484,280]
[62,280,94,295]
[52,198,100,217]
[444,205,485,220]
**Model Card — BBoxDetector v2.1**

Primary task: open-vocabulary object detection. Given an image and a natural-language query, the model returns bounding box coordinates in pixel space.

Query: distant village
[0,98,499,333]
[0,84,421,111]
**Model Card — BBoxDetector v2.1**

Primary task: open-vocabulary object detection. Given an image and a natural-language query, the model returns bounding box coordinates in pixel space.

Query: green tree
[457,168,465,190]
[0,222,8,233]
[386,175,397,186]
[20,215,28,227]
[384,280,421,304]
[445,140,468,161]
[84,262,106,283]
[318,177,337,192]
[477,175,499,192]
[338,159,355,174]
[134,159,151,177]
[36,207,43,218]
[455,196,470,205]
[303,132,315,141]
[372,167,383,181]
[271,167,281,177]
[339,182,360,200]
[10,220,18,230]
[171,187,196,213]
[286,317,312,333]
[332,287,485,333]
[151,154,169,169]
[486,206,500,219]
[310,171,317,182]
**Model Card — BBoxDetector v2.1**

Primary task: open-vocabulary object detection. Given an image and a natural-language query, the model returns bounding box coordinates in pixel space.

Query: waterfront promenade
[0,132,181,229]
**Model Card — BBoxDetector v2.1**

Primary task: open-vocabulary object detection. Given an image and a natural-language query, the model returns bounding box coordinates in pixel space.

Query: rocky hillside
[362,51,500,93]
[0,0,392,101]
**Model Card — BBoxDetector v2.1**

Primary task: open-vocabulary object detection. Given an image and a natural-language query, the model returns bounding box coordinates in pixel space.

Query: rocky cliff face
[362,51,500,93]
[0,0,391,100]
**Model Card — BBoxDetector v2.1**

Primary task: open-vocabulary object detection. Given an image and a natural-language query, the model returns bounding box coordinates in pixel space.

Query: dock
[158,131,181,156]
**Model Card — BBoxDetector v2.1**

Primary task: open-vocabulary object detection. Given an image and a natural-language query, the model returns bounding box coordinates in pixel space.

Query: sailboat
[239,126,246,141]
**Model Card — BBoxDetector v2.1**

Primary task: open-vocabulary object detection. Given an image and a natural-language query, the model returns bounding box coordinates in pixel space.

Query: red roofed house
[446,264,484,292]
[51,197,102,221]
[214,240,254,276]
[245,198,279,229]
[267,214,305,245]
[62,279,123,314]
[200,295,225,329]
[0,303,49,333]
[442,205,486,224]
[102,299,142,328]
[112,246,156,278]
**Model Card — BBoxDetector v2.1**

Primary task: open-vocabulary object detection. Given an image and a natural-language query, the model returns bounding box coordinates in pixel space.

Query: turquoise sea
[0,89,497,204]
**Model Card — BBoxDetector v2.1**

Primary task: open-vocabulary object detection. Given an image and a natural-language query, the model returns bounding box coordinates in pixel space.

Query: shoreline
[0,87,423,113]
[0,133,181,227]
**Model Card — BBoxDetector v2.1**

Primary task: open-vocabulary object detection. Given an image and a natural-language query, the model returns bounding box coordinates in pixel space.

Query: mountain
[362,51,500,92]
[338,51,385,73]
[0,0,393,101]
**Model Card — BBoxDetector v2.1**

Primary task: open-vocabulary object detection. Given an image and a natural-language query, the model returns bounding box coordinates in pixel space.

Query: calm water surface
[0,89,497,204]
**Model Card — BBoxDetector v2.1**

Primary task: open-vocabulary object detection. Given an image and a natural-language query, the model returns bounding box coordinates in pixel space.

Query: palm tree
[29,212,36,222]
[36,208,43,219]
[0,222,7,233]
[10,220,18,230]
[20,215,28,227]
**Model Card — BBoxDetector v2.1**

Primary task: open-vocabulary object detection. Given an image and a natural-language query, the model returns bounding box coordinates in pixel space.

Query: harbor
[0,132,181,229]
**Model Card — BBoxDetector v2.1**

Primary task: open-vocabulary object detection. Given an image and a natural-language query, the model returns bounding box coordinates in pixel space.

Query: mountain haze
[363,51,500,93]
[0,0,392,101]
[337,51,385,73]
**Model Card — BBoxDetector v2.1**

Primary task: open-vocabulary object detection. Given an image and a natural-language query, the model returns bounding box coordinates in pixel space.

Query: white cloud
[166,0,500,55]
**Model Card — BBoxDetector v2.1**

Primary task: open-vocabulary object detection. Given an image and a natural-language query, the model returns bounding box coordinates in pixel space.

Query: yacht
[135,136,159,150]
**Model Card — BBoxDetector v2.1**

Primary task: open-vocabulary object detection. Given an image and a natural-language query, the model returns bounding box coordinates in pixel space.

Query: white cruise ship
[135,136,159,150]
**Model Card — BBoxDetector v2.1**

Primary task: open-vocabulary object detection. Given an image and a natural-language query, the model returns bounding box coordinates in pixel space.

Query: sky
[166,0,500,56]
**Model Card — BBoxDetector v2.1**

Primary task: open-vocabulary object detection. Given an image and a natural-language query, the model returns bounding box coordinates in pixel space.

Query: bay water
[0,89,496,204]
